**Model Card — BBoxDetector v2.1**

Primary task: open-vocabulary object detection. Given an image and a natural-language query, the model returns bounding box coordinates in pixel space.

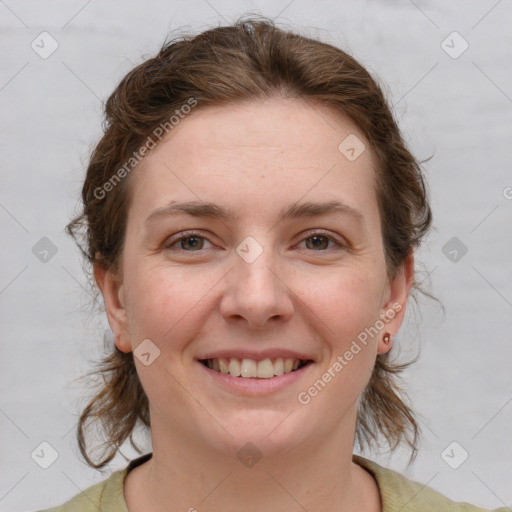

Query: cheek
[300,273,380,411]
[124,263,201,343]
[301,268,383,341]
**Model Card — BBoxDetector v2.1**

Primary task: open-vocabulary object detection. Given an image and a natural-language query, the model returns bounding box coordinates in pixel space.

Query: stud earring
[383,332,392,345]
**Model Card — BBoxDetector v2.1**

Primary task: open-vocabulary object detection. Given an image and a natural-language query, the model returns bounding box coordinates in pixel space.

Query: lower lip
[198,361,313,396]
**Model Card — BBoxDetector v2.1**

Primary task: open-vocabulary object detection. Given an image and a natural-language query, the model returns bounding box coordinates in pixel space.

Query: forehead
[128,97,379,226]
[153,97,371,164]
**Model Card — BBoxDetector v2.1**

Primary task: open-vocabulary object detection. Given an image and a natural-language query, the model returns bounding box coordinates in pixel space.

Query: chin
[204,408,317,460]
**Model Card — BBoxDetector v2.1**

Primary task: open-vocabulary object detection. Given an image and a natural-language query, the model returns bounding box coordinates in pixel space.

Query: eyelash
[163,230,347,253]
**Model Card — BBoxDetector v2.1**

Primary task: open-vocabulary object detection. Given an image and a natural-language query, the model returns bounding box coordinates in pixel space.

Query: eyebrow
[145,199,365,225]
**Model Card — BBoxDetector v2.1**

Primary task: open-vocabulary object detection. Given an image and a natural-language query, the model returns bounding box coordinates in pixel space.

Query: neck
[125,406,380,512]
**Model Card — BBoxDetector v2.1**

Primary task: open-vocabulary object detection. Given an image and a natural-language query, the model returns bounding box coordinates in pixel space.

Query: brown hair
[67,15,435,470]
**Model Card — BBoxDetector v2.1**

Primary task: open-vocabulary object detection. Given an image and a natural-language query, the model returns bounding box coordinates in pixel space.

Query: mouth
[199,357,313,379]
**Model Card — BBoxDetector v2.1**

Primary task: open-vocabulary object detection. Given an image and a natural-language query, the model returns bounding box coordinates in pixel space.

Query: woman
[41,16,507,512]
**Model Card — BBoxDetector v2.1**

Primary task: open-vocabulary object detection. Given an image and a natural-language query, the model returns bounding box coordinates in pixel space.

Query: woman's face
[98,97,412,458]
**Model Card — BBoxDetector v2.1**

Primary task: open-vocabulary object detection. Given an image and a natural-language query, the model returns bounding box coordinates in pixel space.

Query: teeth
[241,358,257,377]
[219,358,229,374]
[228,358,241,377]
[273,357,284,376]
[257,359,274,379]
[204,357,306,378]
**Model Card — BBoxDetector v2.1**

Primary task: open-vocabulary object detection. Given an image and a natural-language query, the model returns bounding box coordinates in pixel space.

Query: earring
[383,332,392,345]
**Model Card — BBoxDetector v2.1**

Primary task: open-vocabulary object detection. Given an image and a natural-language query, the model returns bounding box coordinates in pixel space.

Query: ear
[377,251,414,355]
[94,261,132,353]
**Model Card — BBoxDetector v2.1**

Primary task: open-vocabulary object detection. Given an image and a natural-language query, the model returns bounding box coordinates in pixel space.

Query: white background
[1,0,511,510]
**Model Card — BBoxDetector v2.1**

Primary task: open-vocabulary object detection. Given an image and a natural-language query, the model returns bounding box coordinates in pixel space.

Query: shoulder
[352,454,509,512]
[36,468,129,512]
[37,453,152,512]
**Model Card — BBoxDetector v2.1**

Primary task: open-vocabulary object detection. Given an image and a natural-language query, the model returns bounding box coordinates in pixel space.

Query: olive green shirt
[38,452,509,511]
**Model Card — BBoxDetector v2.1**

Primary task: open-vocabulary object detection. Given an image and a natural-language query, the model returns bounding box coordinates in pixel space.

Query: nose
[219,242,294,329]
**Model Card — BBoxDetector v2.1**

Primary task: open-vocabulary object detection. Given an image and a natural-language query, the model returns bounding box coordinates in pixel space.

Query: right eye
[164,232,214,252]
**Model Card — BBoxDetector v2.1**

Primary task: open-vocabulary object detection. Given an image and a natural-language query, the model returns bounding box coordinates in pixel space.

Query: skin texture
[95,97,414,511]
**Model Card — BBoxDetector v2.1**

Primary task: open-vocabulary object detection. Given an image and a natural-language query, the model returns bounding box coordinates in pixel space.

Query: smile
[200,357,311,378]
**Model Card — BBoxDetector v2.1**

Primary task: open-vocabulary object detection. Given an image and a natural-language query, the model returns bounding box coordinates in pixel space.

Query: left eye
[298,234,341,251]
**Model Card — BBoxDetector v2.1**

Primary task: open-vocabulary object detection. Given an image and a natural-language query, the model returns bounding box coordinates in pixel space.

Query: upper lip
[197,349,314,361]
